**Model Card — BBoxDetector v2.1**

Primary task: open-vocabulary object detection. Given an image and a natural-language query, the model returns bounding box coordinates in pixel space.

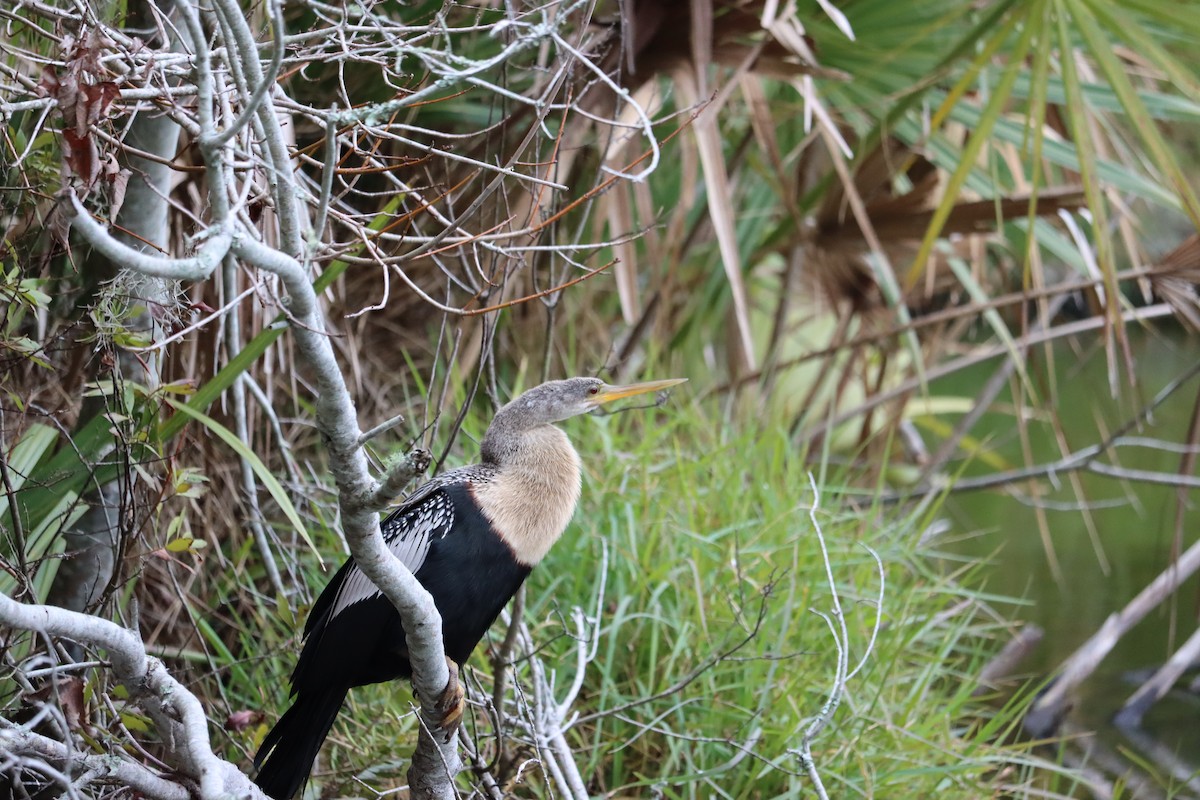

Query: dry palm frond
[598,0,841,88]
[803,138,1089,313]
[1149,234,1200,333]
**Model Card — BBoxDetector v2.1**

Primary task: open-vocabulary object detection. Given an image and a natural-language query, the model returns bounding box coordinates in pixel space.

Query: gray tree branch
[0,593,266,800]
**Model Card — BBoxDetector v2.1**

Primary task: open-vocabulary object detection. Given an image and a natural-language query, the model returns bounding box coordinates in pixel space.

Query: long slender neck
[473,422,583,566]
[479,405,522,466]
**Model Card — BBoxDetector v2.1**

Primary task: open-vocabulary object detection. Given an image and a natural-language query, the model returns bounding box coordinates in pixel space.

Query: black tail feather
[253,686,348,800]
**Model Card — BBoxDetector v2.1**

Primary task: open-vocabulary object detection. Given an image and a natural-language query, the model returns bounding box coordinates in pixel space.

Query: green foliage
[574,0,1200,433]
[0,379,153,598]
[0,267,52,371]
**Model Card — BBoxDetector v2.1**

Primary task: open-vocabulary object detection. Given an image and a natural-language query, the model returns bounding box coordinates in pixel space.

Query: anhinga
[252,376,685,799]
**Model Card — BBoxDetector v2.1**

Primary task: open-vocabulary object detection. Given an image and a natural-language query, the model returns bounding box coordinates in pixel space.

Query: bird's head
[480,377,686,463]
[501,376,688,427]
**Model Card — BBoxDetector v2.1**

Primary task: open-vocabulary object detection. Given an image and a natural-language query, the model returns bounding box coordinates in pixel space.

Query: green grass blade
[1074,0,1200,228]
[1053,0,1122,359]
[0,423,58,521]
[162,194,402,442]
[163,397,321,561]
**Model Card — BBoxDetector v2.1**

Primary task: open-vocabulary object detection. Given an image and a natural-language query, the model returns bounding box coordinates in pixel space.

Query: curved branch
[0,725,190,800]
[0,594,265,800]
[64,193,230,281]
[202,0,285,150]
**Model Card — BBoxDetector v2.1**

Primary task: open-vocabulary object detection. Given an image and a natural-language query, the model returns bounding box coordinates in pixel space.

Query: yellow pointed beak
[592,378,687,405]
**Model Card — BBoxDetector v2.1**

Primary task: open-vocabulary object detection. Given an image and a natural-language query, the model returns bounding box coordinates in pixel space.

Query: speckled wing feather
[325,491,454,618]
[303,464,497,635]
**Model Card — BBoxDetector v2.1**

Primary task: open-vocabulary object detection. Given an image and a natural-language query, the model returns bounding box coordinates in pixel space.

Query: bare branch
[0,724,190,800]
[0,594,267,800]
[789,475,886,799]
[65,193,231,281]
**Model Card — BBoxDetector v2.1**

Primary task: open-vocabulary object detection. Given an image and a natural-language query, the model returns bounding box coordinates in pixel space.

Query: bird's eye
[588,386,600,395]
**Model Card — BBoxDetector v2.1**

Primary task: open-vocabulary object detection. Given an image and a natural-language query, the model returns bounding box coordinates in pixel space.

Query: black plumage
[252,377,684,799]
[253,477,522,799]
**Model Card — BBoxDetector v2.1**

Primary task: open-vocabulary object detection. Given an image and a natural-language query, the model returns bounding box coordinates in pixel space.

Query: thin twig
[788,475,886,799]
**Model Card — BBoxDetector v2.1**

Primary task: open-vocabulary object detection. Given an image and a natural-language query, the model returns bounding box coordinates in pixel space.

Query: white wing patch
[328,491,455,619]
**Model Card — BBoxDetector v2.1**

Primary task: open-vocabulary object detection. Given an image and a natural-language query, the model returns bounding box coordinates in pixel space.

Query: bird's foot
[435,658,465,739]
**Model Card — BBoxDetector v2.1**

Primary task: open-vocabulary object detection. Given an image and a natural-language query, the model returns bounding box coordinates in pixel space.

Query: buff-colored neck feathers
[470,425,582,566]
